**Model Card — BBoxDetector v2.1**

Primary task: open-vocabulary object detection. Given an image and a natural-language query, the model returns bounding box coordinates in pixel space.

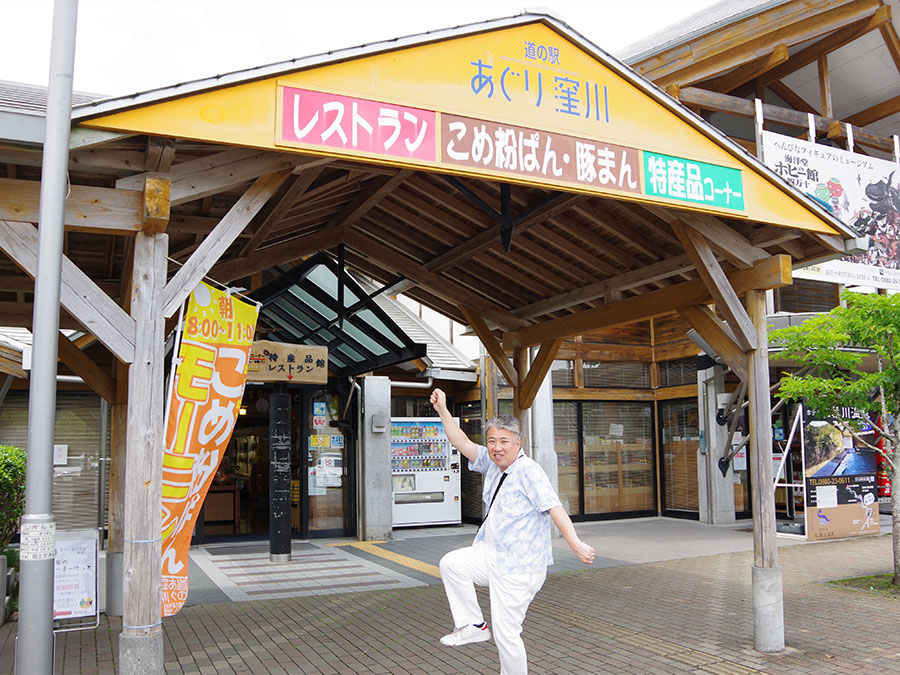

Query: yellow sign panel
[247,340,328,383]
[82,21,839,234]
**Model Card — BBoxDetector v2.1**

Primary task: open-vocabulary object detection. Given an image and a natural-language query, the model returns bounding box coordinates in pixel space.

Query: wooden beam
[117,148,327,205]
[880,21,900,74]
[0,177,143,235]
[162,170,291,317]
[678,87,895,152]
[144,137,176,172]
[818,54,833,119]
[460,305,517,387]
[847,92,900,128]
[670,220,757,350]
[0,301,80,330]
[704,44,789,94]
[0,220,136,362]
[503,254,791,349]
[345,229,528,333]
[636,0,877,80]
[759,6,891,87]
[0,343,26,379]
[237,164,328,257]
[518,339,562,410]
[513,254,694,319]
[425,193,588,274]
[324,170,412,231]
[653,1,882,88]
[56,331,115,403]
[646,207,768,270]
[678,305,748,382]
[142,176,170,234]
[209,228,342,284]
[766,81,818,115]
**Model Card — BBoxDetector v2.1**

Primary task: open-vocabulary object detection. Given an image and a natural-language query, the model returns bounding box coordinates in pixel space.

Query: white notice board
[53,529,99,632]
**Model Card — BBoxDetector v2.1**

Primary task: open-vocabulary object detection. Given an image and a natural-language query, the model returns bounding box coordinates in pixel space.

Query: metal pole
[17,1,78,672]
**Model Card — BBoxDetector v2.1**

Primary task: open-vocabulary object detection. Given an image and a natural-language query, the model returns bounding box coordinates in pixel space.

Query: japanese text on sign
[278,86,436,161]
[161,283,259,617]
[441,113,640,195]
[54,533,97,620]
[643,151,744,211]
[468,40,610,123]
[247,340,328,383]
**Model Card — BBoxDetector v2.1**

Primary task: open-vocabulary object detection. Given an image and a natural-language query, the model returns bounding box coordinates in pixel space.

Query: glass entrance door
[301,389,353,537]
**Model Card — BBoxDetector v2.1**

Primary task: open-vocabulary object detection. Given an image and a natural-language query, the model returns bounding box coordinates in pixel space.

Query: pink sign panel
[279,86,436,161]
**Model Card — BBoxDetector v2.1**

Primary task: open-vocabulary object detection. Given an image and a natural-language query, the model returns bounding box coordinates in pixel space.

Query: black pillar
[269,382,291,560]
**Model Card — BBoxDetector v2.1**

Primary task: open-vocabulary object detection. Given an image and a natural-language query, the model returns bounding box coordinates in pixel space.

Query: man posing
[430,388,595,675]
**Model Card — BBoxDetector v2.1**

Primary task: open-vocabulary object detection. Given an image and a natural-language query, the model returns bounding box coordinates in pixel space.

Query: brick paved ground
[2,522,899,674]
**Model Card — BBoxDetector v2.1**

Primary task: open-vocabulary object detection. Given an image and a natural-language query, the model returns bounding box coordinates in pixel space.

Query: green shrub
[0,445,26,551]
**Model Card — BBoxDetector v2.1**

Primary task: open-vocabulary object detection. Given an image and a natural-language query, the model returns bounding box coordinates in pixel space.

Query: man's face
[486,426,521,471]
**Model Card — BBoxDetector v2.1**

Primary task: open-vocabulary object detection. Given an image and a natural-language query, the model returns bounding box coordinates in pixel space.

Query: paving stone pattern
[2,521,899,673]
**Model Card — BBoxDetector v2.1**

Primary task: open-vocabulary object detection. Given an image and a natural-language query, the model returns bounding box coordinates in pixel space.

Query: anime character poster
[762,130,900,290]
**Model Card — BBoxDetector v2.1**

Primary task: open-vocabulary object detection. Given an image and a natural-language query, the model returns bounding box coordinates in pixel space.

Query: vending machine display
[391,417,461,527]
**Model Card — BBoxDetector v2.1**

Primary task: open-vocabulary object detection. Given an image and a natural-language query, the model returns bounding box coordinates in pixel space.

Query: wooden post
[745,288,784,652]
[119,231,167,673]
[105,372,127,616]
[513,347,528,422]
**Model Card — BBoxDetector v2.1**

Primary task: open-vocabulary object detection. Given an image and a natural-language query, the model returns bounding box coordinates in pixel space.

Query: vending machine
[391,417,461,527]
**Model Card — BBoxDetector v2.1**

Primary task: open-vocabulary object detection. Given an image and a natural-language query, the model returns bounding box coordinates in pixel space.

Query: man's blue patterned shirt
[471,446,562,574]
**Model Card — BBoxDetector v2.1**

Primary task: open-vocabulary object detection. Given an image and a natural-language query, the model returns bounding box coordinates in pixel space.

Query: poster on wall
[802,408,880,541]
[161,283,259,617]
[761,130,900,290]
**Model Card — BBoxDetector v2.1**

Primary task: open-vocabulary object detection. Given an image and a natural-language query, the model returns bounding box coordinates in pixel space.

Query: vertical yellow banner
[161,283,259,617]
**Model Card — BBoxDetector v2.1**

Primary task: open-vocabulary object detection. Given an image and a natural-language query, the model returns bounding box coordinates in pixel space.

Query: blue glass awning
[250,253,427,376]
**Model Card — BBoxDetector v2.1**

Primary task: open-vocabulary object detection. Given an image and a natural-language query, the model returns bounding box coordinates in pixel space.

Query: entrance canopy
[250,252,427,376]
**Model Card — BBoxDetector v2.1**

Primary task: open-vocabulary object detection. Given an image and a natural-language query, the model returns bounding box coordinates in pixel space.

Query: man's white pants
[439,541,546,675]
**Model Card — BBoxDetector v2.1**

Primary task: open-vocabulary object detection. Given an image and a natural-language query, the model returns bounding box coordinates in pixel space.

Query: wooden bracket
[460,305,518,387]
[517,339,563,410]
[670,220,757,350]
[162,169,291,317]
[57,331,116,403]
[142,176,170,234]
[678,305,749,383]
[503,254,790,350]
[0,219,136,363]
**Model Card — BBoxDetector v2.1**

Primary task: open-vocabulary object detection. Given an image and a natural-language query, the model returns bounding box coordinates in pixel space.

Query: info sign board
[84,21,850,233]
[803,409,879,541]
[53,529,99,632]
[277,86,745,216]
[247,340,328,383]
[761,130,900,290]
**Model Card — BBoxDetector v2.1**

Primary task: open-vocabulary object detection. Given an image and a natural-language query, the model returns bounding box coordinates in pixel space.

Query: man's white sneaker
[440,623,492,646]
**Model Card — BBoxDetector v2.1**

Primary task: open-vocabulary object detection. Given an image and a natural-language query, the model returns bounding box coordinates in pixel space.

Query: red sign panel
[279,86,436,161]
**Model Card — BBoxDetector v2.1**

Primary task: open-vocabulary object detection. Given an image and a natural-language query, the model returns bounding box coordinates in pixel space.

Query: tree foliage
[769,291,899,457]
[0,444,26,551]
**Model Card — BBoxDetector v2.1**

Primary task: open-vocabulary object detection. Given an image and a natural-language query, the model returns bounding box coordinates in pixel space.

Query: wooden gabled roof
[0,12,865,393]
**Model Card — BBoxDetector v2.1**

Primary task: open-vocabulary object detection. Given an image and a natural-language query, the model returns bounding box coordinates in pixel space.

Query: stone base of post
[752,565,784,652]
[119,631,163,675]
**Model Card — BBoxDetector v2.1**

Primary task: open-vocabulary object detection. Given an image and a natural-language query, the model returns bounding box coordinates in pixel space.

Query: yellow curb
[336,541,441,578]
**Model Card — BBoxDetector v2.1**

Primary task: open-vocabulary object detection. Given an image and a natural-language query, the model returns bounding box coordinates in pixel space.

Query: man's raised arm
[430,388,480,463]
